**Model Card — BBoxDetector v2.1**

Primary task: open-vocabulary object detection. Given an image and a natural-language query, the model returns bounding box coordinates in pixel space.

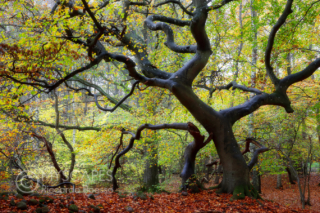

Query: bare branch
[81,0,103,30]
[54,91,75,182]
[96,0,111,11]
[221,92,294,125]
[195,81,262,97]
[31,132,68,182]
[216,81,262,94]
[109,131,124,169]
[94,80,139,112]
[265,0,293,86]
[154,0,194,16]
[145,15,196,53]
[244,137,269,170]
[207,0,236,11]
[50,1,60,14]
[47,52,108,92]
[35,120,102,131]
[111,123,190,190]
[68,77,132,112]
[279,58,320,92]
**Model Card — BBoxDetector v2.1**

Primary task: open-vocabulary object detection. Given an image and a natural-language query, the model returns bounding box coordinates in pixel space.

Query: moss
[16,184,32,196]
[231,184,262,200]
[68,204,79,212]
[232,185,246,200]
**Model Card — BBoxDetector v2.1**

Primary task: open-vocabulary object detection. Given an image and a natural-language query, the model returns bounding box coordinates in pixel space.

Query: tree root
[231,184,262,200]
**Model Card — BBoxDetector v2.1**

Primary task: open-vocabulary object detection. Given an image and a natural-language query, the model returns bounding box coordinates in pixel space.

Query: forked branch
[67,77,132,112]
[195,81,262,98]
[265,0,293,86]
[111,123,196,190]
[145,15,196,53]
[242,137,269,170]
[94,80,139,112]
[31,132,68,182]
[154,0,194,16]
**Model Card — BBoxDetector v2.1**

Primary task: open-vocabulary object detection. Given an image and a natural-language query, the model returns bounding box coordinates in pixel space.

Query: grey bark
[143,141,159,189]
[276,174,282,189]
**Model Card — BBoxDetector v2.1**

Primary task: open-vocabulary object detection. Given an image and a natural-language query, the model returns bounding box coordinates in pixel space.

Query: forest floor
[260,173,320,212]
[1,174,319,212]
[162,173,320,212]
[0,187,317,213]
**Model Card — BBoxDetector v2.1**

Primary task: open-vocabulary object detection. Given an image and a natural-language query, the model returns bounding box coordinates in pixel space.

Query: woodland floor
[1,174,319,212]
[162,173,320,212]
[260,173,320,212]
[0,188,317,213]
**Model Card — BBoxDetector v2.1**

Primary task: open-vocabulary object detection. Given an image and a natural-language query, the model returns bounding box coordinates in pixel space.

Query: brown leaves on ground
[261,173,320,212]
[0,188,318,213]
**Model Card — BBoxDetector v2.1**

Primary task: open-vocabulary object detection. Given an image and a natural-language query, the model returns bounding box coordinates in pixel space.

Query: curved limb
[144,15,196,53]
[180,123,213,191]
[93,80,139,112]
[221,92,294,125]
[0,136,76,192]
[31,132,68,183]
[81,0,103,30]
[242,137,269,171]
[111,123,190,190]
[219,0,320,124]
[35,120,102,131]
[265,0,293,86]
[154,0,194,16]
[67,77,132,112]
[195,81,263,97]
[53,91,75,182]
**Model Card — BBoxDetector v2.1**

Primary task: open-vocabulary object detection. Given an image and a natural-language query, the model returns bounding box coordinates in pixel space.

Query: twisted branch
[195,81,262,98]
[111,123,190,190]
[242,137,269,170]
[154,0,193,16]
[94,80,139,112]
[265,0,293,86]
[145,15,196,53]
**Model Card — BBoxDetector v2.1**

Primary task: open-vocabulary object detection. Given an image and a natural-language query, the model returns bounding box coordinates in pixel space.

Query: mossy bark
[231,184,262,200]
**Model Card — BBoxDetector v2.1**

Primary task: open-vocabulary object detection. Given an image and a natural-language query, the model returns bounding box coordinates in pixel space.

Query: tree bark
[252,169,261,193]
[143,141,159,190]
[276,174,282,189]
[286,166,297,184]
[180,123,212,190]
[172,85,251,195]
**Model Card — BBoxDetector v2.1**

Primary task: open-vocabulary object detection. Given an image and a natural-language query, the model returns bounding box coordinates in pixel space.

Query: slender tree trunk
[143,141,159,190]
[286,53,292,75]
[276,174,282,189]
[288,161,305,209]
[72,92,76,146]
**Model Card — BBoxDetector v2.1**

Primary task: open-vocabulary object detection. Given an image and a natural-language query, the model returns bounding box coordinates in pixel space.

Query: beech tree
[1,0,319,199]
